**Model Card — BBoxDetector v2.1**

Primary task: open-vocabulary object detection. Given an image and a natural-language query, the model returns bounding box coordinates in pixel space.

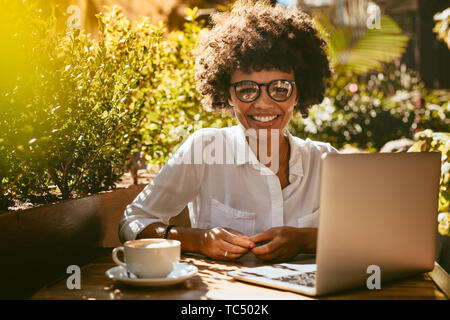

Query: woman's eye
[273,87,289,95]
[239,88,256,93]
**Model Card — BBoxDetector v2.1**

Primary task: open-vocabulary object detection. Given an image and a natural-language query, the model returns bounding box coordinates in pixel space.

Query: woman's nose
[254,87,276,108]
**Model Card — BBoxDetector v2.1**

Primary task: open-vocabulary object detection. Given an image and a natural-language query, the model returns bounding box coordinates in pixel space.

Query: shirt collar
[232,124,304,179]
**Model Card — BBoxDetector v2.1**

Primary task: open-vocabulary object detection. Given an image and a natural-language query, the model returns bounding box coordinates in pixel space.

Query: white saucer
[105,262,198,287]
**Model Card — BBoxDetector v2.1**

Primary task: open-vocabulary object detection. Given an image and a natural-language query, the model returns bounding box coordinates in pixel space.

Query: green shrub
[289,62,448,151]
[418,90,450,133]
[0,1,59,208]
[0,4,164,208]
[139,7,235,167]
[0,4,232,210]
[409,130,450,236]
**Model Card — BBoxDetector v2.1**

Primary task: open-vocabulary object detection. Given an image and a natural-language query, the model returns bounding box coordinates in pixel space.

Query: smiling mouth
[249,115,281,123]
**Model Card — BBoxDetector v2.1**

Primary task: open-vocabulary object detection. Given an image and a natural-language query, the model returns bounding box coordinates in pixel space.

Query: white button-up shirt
[119,124,338,243]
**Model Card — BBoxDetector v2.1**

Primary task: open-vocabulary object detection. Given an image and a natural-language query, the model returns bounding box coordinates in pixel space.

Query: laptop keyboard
[237,269,317,288]
[272,271,316,288]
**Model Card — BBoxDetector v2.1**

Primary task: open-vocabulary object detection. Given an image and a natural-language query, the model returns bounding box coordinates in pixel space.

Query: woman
[119,0,337,262]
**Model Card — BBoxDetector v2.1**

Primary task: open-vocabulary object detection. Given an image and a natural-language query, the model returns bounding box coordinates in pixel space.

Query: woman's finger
[209,239,249,261]
[249,230,274,244]
[219,228,255,249]
[220,249,246,261]
[252,244,288,262]
[219,238,250,254]
[250,236,283,256]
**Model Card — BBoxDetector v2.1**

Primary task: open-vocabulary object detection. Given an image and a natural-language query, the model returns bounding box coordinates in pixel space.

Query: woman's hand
[198,227,255,261]
[249,227,317,262]
[137,223,255,261]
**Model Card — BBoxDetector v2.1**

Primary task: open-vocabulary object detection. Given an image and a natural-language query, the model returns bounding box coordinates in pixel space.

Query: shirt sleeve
[118,131,206,243]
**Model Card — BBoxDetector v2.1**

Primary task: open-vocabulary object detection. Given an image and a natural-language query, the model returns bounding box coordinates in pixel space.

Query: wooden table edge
[427,262,450,299]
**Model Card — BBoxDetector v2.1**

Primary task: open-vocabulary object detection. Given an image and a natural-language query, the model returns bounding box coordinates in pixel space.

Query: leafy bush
[433,8,450,50]
[409,130,450,236]
[0,3,233,211]
[138,7,235,167]
[0,1,59,208]
[0,4,164,209]
[418,90,450,133]
[289,62,449,151]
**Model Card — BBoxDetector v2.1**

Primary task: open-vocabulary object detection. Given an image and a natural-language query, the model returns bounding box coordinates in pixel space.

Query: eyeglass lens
[235,80,293,102]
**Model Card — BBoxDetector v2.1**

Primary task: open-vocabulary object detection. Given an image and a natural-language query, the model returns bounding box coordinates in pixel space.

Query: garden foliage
[0,2,448,216]
[138,7,235,168]
[289,62,449,151]
[1,4,148,205]
[409,130,450,236]
[0,3,232,210]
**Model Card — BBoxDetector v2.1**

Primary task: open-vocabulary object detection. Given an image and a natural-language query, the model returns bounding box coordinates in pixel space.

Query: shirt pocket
[210,198,256,236]
[297,209,319,228]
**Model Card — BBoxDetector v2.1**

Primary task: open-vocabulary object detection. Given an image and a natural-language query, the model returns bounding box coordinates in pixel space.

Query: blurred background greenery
[0,0,448,235]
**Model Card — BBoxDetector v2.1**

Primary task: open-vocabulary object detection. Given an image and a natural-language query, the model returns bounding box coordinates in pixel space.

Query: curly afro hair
[195,0,332,115]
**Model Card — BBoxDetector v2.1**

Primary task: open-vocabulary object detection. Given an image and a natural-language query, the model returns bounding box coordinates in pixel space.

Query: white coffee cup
[112,239,181,278]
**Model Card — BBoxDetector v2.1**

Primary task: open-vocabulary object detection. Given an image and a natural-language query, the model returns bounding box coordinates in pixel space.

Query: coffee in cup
[112,238,181,278]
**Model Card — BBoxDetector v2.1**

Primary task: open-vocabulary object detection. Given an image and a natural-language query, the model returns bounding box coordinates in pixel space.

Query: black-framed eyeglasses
[230,79,296,103]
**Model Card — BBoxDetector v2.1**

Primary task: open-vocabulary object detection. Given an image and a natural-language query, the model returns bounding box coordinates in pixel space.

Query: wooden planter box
[0,185,146,299]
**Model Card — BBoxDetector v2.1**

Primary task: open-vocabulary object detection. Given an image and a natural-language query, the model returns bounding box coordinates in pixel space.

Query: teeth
[250,115,278,122]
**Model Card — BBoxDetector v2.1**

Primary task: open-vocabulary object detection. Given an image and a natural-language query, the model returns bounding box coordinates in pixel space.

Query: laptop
[229,152,441,296]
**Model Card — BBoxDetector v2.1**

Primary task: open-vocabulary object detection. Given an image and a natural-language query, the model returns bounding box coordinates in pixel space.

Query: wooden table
[31,248,448,300]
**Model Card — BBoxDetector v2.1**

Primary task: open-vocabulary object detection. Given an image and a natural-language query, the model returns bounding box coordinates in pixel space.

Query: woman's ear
[227,91,235,107]
[290,93,297,110]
